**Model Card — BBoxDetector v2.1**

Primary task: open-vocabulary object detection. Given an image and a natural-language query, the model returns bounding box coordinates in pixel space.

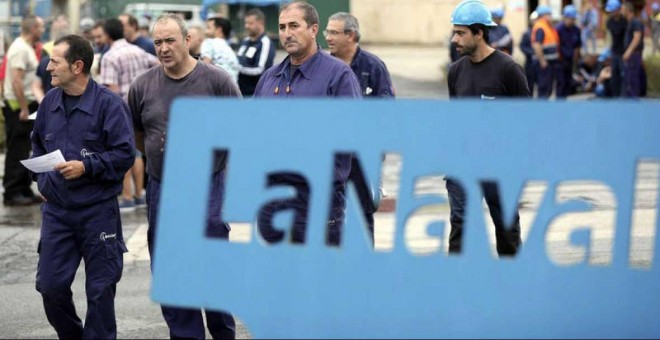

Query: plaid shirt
[100,39,158,101]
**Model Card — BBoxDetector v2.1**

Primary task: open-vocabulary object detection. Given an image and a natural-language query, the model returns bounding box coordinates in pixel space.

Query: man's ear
[73,60,85,75]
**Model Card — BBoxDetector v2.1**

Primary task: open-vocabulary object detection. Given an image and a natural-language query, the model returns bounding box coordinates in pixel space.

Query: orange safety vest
[531,17,560,61]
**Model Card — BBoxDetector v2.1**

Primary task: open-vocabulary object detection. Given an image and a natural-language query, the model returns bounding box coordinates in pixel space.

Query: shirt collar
[350,46,363,69]
[50,78,98,115]
[275,45,324,80]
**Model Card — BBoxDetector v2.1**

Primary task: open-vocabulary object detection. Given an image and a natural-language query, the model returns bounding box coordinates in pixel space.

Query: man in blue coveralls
[556,5,582,98]
[489,8,513,55]
[325,11,393,242]
[30,34,135,339]
[253,1,361,246]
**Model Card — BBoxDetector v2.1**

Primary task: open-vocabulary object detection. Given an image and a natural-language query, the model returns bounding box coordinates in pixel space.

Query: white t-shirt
[4,37,39,102]
[200,37,240,82]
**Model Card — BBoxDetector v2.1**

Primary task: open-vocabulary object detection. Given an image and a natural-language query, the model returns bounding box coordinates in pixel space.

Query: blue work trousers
[556,60,574,98]
[535,60,562,99]
[524,59,537,95]
[445,179,521,257]
[36,198,126,339]
[623,52,643,98]
[146,173,235,339]
[610,54,625,97]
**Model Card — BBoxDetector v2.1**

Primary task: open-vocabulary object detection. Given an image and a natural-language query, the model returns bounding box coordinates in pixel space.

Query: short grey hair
[152,13,189,38]
[328,12,361,42]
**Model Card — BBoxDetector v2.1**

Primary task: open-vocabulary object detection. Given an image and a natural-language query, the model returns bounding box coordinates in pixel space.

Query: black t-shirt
[63,92,82,114]
[607,16,628,56]
[448,50,530,98]
[624,18,645,52]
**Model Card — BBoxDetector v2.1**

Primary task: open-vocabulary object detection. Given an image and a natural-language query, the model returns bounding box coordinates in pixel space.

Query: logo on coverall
[100,232,116,242]
[81,149,95,158]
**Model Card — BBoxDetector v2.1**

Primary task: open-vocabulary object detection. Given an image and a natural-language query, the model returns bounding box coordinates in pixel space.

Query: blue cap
[563,5,578,18]
[536,5,552,16]
[491,7,505,19]
[451,0,498,27]
[605,0,621,13]
[598,49,612,62]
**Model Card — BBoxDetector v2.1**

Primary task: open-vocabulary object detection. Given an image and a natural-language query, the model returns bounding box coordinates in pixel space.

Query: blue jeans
[146,172,235,339]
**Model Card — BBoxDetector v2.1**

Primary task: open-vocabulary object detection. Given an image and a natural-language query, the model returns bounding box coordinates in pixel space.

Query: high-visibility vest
[531,18,560,61]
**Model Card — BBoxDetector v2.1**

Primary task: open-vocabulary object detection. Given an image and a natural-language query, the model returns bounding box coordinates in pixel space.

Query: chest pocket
[81,131,104,158]
[44,133,56,152]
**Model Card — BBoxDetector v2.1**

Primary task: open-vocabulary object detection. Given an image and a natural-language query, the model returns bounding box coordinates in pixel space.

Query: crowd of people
[0,0,657,338]
[452,0,660,99]
[1,1,395,338]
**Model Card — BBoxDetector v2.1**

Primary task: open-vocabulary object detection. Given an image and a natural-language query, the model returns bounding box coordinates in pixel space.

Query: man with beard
[446,0,529,257]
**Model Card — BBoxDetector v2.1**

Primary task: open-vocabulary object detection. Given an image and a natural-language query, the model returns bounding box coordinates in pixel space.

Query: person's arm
[79,98,135,181]
[32,77,44,104]
[532,28,547,69]
[492,28,513,49]
[505,62,532,97]
[10,67,30,120]
[372,62,395,98]
[333,68,362,98]
[520,32,534,57]
[623,26,642,61]
[127,79,146,154]
[447,63,456,98]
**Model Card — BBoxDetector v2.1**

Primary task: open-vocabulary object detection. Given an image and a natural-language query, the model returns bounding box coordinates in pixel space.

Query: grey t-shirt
[128,61,242,181]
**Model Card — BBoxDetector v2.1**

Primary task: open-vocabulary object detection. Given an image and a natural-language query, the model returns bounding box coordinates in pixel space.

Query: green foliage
[644,54,660,97]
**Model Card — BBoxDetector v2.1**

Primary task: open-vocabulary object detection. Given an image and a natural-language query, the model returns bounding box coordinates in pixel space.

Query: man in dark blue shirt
[520,11,538,94]
[622,1,645,98]
[119,13,157,56]
[254,1,361,246]
[237,8,276,96]
[30,34,135,339]
[325,11,393,242]
[606,0,627,96]
[489,8,513,55]
[556,5,582,98]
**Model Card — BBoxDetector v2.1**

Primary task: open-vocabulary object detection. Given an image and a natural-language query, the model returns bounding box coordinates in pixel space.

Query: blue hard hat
[605,0,621,13]
[535,5,552,16]
[491,7,505,19]
[563,5,578,18]
[652,2,660,11]
[598,49,612,62]
[451,0,498,27]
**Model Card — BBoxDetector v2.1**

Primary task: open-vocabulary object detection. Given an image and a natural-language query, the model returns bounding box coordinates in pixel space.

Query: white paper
[28,111,37,120]
[20,149,65,173]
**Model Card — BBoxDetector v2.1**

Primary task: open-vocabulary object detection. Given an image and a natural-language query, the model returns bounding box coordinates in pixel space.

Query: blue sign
[152,99,660,338]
